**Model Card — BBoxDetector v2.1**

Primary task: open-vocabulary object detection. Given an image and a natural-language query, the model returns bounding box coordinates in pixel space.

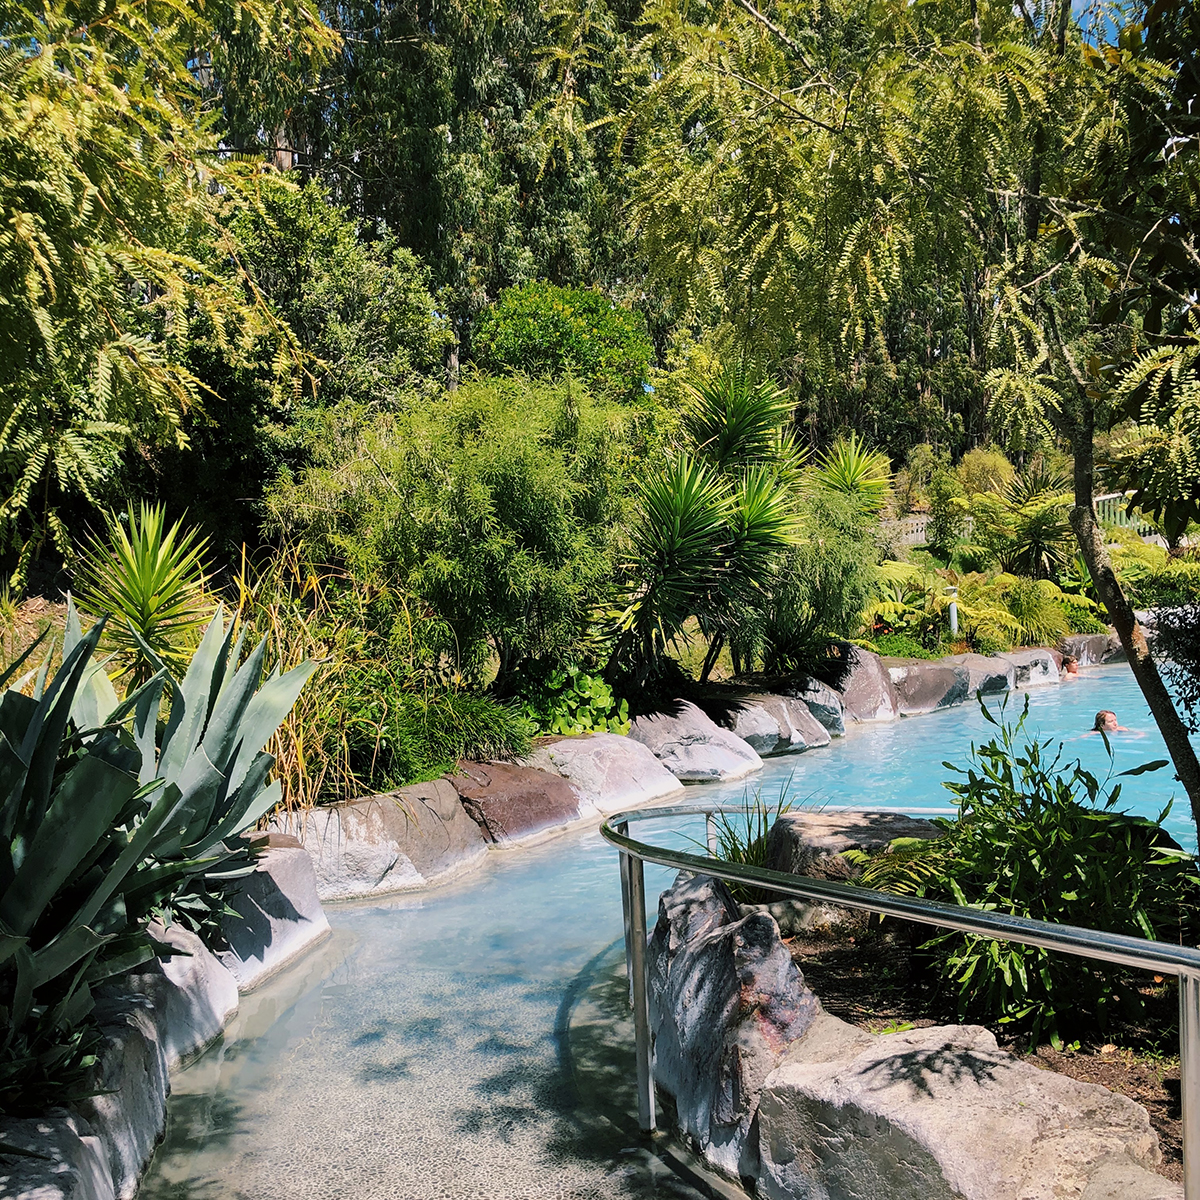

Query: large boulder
[758,1021,1177,1200]
[523,732,683,818]
[1000,647,1062,687]
[765,809,941,882]
[827,644,899,722]
[1062,631,1126,666]
[450,761,581,843]
[629,701,763,783]
[882,660,971,715]
[648,873,820,1179]
[942,652,1015,698]
[217,843,331,991]
[763,810,942,933]
[722,694,832,757]
[275,778,489,900]
[784,677,846,736]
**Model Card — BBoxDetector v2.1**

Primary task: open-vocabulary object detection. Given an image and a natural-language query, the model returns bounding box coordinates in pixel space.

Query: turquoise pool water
[138,665,1194,1200]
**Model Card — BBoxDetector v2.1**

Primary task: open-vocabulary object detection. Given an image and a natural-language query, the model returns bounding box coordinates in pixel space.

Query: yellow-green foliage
[957,447,1015,497]
[0,0,336,578]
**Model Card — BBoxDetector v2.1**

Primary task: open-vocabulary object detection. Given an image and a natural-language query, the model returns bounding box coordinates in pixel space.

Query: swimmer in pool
[1062,655,1079,679]
[1092,709,1128,733]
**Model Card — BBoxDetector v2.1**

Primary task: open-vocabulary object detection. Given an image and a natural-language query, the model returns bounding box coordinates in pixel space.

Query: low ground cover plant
[848,701,1200,1048]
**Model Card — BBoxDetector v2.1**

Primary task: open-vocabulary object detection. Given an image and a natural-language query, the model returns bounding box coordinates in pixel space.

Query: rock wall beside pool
[0,847,330,1200]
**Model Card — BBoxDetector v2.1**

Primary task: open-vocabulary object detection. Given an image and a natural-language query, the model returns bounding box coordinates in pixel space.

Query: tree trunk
[699,633,725,685]
[1068,416,1200,829]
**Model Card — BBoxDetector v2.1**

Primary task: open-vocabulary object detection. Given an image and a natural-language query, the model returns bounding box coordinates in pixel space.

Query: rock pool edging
[0,847,330,1200]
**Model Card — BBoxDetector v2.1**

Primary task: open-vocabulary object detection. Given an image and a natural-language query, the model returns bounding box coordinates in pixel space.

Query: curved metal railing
[601,803,1200,1198]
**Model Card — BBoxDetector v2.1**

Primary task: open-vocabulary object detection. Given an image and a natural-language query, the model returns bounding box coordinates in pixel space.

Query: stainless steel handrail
[602,803,1200,1199]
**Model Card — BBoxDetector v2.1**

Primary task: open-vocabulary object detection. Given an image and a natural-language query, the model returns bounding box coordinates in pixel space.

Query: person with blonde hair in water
[1092,710,1128,733]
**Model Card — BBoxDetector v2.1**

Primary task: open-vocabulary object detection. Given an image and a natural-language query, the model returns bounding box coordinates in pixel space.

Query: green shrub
[514,663,630,736]
[999,577,1070,645]
[872,632,939,659]
[346,687,531,785]
[473,282,653,401]
[852,700,1199,1047]
[957,447,1014,497]
[1065,602,1107,634]
[926,470,966,555]
[267,376,628,689]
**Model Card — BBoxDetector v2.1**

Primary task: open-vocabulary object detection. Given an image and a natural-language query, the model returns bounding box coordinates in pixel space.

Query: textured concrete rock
[1063,631,1127,666]
[629,701,763,783]
[523,732,683,818]
[882,660,971,715]
[276,779,489,900]
[217,846,331,991]
[943,652,1016,697]
[1000,647,1063,687]
[784,677,846,736]
[722,694,832,756]
[827,644,899,722]
[0,1113,114,1200]
[765,809,940,882]
[76,926,239,1199]
[135,923,240,1066]
[758,1021,1177,1200]
[450,761,581,843]
[649,873,820,1179]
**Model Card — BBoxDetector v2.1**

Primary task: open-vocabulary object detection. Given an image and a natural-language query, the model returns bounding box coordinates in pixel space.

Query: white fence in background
[882,491,1157,547]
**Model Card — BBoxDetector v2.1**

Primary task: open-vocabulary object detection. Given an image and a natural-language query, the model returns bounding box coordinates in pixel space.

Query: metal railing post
[705,811,717,856]
[618,844,656,1133]
[1181,972,1200,1200]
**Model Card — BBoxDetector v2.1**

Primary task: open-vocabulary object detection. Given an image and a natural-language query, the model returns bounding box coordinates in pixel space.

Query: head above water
[1093,710,1119,732]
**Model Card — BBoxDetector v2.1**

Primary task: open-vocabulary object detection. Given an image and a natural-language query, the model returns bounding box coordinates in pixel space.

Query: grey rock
[0,1113,114,1200]
[882,659,971,715]
[763,810,941,931]
[1062,631,1127,666]
[783,677,846,736]
[648,873,820,1179]
[217,846,332,991]
[942,652,1015,697]
[723,694,832,756]
[827,644,899,722]
[275,778,489,900]
[629,701,763,783]
[135,922,239,1067]
[523,731,684,818]
[765,809,941,882]
[758,1021,1177,1200]
[1000,647,1063,687]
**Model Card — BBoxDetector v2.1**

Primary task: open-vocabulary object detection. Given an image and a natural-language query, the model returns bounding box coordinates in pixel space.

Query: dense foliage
[850,703,1200,1046]
[473,283,653,401]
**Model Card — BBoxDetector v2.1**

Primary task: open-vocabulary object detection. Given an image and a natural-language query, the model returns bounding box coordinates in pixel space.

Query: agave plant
[75,503,212,685]
[0,602,315,1111]
[812,433,892,514]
